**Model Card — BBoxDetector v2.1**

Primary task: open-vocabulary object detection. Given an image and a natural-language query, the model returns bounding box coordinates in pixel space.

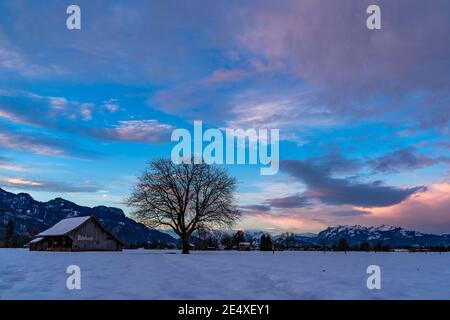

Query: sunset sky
[0,0,449,234]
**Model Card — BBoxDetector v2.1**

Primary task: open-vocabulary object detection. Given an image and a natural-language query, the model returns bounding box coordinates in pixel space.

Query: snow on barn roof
[24,236,45,247]
[38,216,91,236]
[28,237,44,244]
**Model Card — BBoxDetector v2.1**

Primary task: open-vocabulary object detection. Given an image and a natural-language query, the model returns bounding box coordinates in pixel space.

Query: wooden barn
[26,216,124,251]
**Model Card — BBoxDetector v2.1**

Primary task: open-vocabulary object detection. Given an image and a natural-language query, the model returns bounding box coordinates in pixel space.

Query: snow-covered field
[1,249,449,300]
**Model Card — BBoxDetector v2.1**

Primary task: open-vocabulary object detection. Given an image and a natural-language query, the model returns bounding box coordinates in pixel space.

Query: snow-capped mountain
[171,225,450,248]
[317,225,450,246]
[0,188,176,245]
[228,226,450,248]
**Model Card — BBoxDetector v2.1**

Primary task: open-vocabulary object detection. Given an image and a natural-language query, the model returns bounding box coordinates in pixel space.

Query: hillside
[0,188,175,246]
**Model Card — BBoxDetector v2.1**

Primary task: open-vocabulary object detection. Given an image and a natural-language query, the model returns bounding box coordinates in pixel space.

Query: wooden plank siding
[27,216,124,251]
[69,219,122,251]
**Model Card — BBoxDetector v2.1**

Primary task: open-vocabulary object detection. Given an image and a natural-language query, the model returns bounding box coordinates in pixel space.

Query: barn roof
[28,237,45,244]
[35,215,125,246]
[24,237,45,247]
[37,216,91,236]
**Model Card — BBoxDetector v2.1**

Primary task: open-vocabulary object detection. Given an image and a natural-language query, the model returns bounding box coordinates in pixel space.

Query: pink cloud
[0,109,34,126]
[358,183,450,234]
[0,32,65,77]
[202,68,248,83]
[235,0,450,104]
[0,164,28,172]
[0,131,67,157]
[238,183,450,234]
[49,97,68,111]
[0,91,103,125]
[91,120,174,144]
[103,99,120,112]
[79,103,95,121]
[239,211,325,234]
[4,178,43,187]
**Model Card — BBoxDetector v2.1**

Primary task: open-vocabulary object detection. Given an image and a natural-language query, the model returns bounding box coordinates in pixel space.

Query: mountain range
[0,188,175,245]
[243,225,450,248]
[188,226,450,248]
[315,225,450,247]
[1,187,450,248]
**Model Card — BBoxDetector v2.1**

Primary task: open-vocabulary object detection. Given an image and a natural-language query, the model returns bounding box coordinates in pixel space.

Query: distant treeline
[127,231,450,253]
[0,220,30,248]
[2,221,450,253]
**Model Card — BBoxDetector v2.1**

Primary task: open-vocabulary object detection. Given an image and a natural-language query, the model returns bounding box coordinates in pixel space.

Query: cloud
[79,103,95,121]
[279,159,425,207]
[0,0,229,82]
[238,153,441,232]
[357,183,450,234]
[0,109,36,126]
[369,147,450,173]
[0,34,64,77]
[0,91,50,127]
[236,0,450,99]
[226,0,450,132]
[0,128,100,158]
[0,92,74,127]
[239,204,272,212]
[0,91,174,154]
[0,176,102,193]
[239,210,325,234]
[239,182,450,233]
[306,152,363,175]
[267,195,311,208]
[2,1,448,132]
[225,91,336,130]
[150,66,339,134]
[0,157,28,172]
[48,97,69,111]
[4,178,43,187]
[202,68,249,83]
[102,99,120,112]
[238,183,450,232]
[0,130,67,157]
[330,209,371,217]
[0,90,122,128]
[89,120,174,144]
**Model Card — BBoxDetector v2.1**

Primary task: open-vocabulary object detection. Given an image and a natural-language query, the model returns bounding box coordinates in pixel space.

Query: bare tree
[127,158,240,254]
[280,232,294,250]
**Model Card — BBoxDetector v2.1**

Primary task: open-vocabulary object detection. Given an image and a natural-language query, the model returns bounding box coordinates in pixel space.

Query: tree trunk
[181,237,190,254]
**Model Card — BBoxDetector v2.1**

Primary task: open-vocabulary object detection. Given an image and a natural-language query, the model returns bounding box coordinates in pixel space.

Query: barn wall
[30,240,48,251]
[69,220,122,251]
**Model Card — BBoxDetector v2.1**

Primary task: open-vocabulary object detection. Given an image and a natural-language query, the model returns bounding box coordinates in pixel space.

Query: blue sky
[0,0,449,233]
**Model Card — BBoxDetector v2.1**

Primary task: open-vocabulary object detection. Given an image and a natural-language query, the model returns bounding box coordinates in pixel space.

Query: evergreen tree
[281,232,294,250]
[266,235,272,251]
[337,238,349,252]
[360,240,370,251]
[374,241,384,252]
[331,242,337,251]
[221,235,233,250]
[6,220,14,248]
[320,239,328,253]
[232,231,245,249]
[260,235,273,251]
[260,235,266,251]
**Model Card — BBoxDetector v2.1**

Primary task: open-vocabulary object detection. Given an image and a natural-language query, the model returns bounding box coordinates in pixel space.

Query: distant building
[238,242,251,251]
[26,216,124,251]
